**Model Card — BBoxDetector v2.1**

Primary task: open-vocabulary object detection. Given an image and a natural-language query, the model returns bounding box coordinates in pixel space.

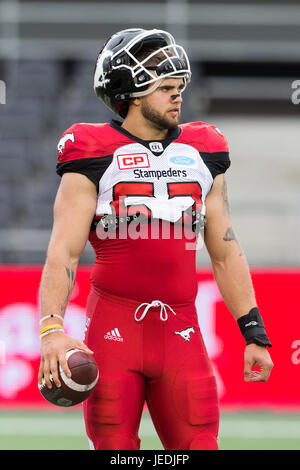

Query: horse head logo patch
[57,132,75,154]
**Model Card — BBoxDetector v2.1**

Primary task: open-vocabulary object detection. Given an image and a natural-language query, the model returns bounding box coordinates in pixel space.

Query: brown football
[38,349,99,407]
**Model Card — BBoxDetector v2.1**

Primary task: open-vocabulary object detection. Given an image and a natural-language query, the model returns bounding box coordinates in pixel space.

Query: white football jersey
[57,119,230,225]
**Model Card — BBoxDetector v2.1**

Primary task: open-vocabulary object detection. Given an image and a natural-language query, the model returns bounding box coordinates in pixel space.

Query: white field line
[0,416,86,436]
[219,419,300,439]
[0,415,300,439]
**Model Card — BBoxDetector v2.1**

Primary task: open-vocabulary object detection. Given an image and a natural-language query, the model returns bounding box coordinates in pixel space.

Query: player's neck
[121,114,168,141]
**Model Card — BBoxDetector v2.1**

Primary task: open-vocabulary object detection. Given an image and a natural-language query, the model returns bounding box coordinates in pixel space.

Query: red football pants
[83,288,219,450]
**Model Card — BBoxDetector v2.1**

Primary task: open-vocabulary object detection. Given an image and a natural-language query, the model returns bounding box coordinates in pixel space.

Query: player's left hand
[244,343,273,382]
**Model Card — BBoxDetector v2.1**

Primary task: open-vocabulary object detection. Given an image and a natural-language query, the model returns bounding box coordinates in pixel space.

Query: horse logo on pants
[174,327,195,342]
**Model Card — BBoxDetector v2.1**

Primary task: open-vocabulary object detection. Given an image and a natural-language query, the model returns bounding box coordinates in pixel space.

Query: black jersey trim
[56,156,113,191]
[199,151,231,179]
[109,119,181,154]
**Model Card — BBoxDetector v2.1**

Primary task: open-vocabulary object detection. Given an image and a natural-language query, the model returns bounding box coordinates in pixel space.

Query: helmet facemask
[111,32,191,99]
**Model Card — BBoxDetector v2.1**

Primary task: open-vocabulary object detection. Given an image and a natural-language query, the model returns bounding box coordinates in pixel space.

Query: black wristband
[237,307,272,348]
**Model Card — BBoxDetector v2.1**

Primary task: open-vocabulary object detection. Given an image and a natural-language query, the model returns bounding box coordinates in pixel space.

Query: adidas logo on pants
[104,328,123,342]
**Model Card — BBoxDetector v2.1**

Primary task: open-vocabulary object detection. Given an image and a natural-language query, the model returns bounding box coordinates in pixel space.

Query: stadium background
[0,0,300,450]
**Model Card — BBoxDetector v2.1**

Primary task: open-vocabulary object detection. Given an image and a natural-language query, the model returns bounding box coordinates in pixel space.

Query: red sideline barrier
[0,265,299,409]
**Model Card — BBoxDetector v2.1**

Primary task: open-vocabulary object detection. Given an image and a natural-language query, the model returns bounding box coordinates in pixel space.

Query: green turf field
[0,410,300,450]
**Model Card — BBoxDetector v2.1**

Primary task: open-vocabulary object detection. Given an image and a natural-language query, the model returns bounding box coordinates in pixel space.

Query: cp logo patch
[117,153,150,170]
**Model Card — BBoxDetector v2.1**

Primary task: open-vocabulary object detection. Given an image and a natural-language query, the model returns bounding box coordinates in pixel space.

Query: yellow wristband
[40,324,64,335]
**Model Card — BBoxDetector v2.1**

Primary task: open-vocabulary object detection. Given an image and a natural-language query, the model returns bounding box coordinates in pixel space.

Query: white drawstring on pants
[134,300,176,322]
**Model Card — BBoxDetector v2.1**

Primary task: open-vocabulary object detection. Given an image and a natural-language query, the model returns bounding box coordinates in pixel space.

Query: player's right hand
[38,331,94,389]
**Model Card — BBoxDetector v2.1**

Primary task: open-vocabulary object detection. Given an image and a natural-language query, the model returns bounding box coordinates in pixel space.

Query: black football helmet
[93,28,191,118]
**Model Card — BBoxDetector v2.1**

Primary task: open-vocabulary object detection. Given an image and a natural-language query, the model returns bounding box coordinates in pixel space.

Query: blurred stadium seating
[0,0,299,266]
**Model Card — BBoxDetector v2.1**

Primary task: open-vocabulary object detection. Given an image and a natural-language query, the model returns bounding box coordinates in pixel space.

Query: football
[38,348,99,407]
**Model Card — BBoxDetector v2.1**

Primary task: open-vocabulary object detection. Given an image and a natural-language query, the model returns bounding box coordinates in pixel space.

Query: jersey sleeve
[200,125,231,179]
[56,123,112,190]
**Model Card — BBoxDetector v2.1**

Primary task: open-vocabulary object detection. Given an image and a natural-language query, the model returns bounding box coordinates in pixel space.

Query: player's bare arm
[38,172,97,389]
[204,174,273,382]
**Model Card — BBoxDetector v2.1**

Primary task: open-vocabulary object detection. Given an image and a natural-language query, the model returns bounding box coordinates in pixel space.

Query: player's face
[140,78,184,130]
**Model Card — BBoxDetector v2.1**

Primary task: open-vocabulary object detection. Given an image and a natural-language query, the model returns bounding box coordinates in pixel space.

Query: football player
[38,28,273,450]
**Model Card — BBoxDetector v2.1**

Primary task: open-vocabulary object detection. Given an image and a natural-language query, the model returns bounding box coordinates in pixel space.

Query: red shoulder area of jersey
[177,121,229,153]
[57,122,134,164]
